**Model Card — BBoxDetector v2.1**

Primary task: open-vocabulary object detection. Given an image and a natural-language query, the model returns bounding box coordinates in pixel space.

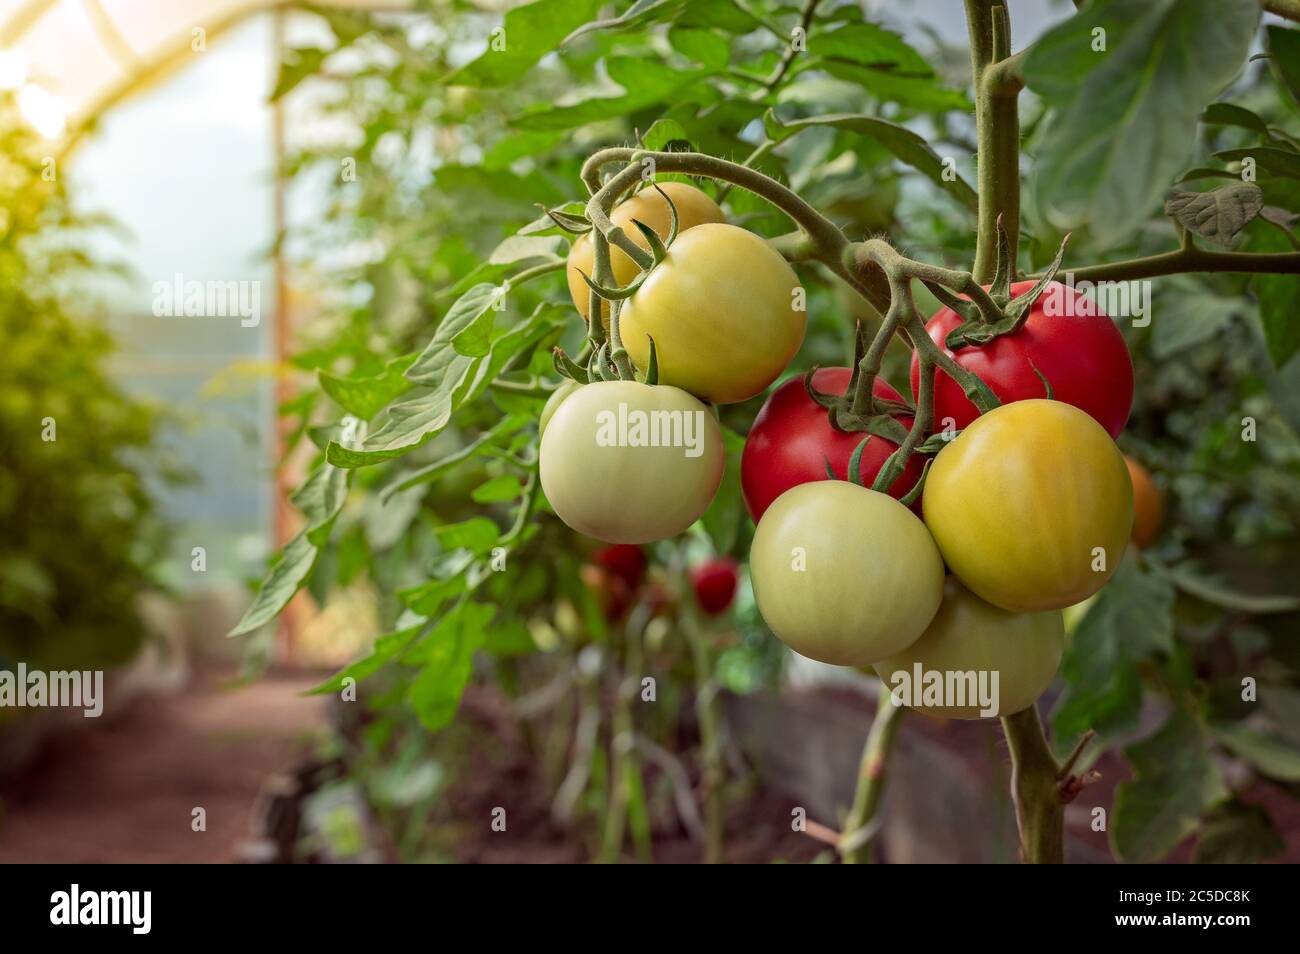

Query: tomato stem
[841,688,905,864]
[1001,705,1066,864]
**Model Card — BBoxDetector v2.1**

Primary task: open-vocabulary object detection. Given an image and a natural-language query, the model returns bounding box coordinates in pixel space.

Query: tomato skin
[923,399,1133,613]
[594,544,648,590]
[690,557,739,615]
[873,578,1064,720]
[740,367,924,522]
[1124,455,1164,549]
[539,380,582,436]
[749,481,945,667]
[539,381,724,544]
[621,223,806,405]
[910,280,1134,439]
[566,182,726,321]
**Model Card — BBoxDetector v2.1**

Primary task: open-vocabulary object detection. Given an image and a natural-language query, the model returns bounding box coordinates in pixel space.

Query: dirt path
[0,670,328,863]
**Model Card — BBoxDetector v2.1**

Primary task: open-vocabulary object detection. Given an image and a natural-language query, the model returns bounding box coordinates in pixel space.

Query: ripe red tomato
[740,367,924,522]
[690,558,739,615]
[909,280,1133,439]
[593,544,648,590]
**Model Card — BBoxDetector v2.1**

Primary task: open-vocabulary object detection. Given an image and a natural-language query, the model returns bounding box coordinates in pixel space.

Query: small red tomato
[690,558,739,616]
[910,280,1133,439]
[593,544,648,590]
[580,564,634,621]
[740,368,924,523]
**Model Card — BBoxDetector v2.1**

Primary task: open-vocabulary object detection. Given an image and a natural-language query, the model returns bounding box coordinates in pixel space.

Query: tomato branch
[1043,244,1300,282]
[1001,705,1065,864]
[755,0,822,98]
[968,0,1021,282]
[840,689,905,864]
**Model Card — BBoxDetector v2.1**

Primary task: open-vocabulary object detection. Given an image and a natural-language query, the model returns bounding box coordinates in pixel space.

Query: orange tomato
[1125,455,1164,549]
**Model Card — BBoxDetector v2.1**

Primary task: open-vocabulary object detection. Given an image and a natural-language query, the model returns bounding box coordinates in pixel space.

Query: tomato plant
[923,400,1134,613]
[620,223,807,405]
[910,280,1134,438]
[873,579,1065,720]
[749,481,945,667]
[741,367,923,522]
[539,380,724,544]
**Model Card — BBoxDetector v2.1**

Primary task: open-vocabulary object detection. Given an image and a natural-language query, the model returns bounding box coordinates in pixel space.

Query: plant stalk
[841,689,905,864]
[1001,705,1065,864]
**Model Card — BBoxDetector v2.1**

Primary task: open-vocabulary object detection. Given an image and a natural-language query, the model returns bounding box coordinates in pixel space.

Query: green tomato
[923,399,1133,613]
[749,481,945,667]
[539,380,724,544]
[539,379,581,436]
[620,223,806,405]
[873,578,1064,720]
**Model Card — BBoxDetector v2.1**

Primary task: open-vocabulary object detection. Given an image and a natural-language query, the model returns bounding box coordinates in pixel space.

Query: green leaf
[810,22,932,76]
[487,234,566,265]
[290,463,350,544]
[1267,25,1300,108]
[1201,102,1269,136]
[1250,225,1300,367]
[1212,722,1300,782]
[405,603,494,732]
[771,113,977,213]
[318,354,417,421]
[1052,554,1175,745]
[436,516,501,555]
[564,0,684,43]
[271,47,328,102]
[382,414,533,500]
[444,0,604,87]
[471,474,525,504]
[511,58,711,131]
[326,389,457,467]
[1163,183,1263,246]
[701,426,745,554]
[1111,708,1228,864]
[1024,0,1259,244]
[309,620,425,695]
[1149,284,1242,359]
[668,27,730,68]
[818,61,970,112]
[1213,147,1300,180]
[228,532,322,637]
[1193,800,1284,864]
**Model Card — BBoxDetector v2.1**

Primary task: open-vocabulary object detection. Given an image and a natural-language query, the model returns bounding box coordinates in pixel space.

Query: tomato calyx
[941,223,1072,350]
[539,203,594,235]
[803,320,914,438]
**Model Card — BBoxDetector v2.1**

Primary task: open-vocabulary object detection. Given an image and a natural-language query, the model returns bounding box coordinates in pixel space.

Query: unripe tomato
[740,367,924,522]
[539,379,581,436]
[620,223,806,405]
[923,400,1133,613]
[566,182,726,321]
[1124,455,1164,549]
[910,280,1134,438]
[594,544,648,590]
[539,380,724,544]
[749,481,945,667]
[873,578,1064,720]
[690,557,739,615]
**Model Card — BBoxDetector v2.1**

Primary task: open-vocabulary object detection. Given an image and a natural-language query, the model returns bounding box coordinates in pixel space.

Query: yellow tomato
[922,399,1133,613]
[566,182,725,321]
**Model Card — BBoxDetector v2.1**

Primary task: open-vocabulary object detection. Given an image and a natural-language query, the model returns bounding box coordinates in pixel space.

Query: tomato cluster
[538,181,1146,720]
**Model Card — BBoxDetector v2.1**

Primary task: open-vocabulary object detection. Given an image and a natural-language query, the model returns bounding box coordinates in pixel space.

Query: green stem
[969,1,1021,282]
[684,606,726,864]
[754,0,821,98]
[841,689,905,864]
[1001,705,1065,864]
[1041,246,1300,282]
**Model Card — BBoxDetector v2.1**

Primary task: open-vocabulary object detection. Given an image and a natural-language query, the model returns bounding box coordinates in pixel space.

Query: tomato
[910,280,1133,439]
[620,223,806,405]
[594,544,647,590]
[539,379,581,435]
[740,367,924,522]
[922,399,1133,613]
[580,563,634,621]
[539,380,724,544]
[690,557,739,615]
[1124,455,1164,549]
[873,579,1064,720]
[566,182,726,321]
[749,481,945,667]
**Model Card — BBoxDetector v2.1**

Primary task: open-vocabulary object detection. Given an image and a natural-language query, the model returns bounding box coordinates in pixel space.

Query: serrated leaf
[1193,800,1283,864]
[1111,708,1228,864]
[445,0,604,87]
[1025,0,1259,244]
[1052,554,1175,745]
[771,113,977,212]
[1164,183,1263,245]
[318,354,417,420]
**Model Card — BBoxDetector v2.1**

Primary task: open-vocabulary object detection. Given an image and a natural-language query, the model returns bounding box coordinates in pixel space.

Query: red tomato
[740,368,924,523]
[909,280,1133,439]
[593,544,647,590]
[690,558,739,615]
